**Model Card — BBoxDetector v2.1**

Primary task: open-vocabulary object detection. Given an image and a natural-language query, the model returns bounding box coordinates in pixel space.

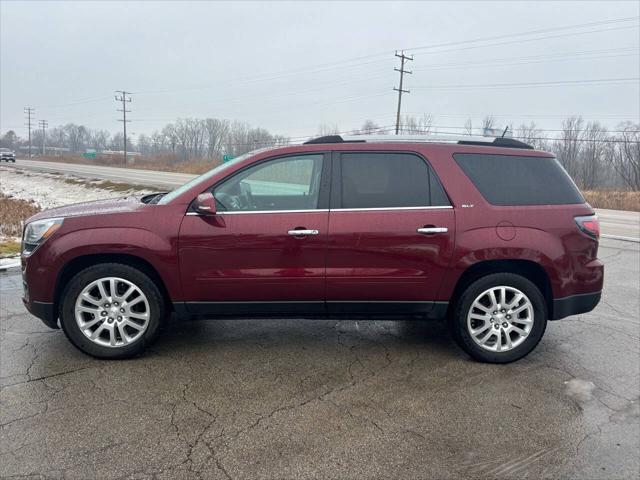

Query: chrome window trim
[186,209,329,216]
[329,205,453,212]
[185,205,452,216]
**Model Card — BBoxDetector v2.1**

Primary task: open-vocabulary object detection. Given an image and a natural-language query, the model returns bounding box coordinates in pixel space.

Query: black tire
[59,263,165,359]
[451,273,547,364]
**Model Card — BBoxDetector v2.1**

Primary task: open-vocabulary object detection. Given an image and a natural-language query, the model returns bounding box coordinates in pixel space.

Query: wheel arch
[55,253,173,316]
[447,259,553,319]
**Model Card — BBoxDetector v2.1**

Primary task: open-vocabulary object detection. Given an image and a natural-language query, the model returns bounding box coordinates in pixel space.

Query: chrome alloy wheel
[466,286,534,353]
[74,277,150,348]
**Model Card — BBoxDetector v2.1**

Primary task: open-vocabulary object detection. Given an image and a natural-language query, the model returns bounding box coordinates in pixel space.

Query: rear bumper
[551,291,601,320]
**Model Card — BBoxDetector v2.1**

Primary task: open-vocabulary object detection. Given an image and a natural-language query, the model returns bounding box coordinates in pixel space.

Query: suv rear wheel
[59,263,165,359]
[452,273,547,363]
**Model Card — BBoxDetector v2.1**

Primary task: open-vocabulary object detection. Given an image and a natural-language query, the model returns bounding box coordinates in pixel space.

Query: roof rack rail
[303,134,533,149]
[458,137,533,149]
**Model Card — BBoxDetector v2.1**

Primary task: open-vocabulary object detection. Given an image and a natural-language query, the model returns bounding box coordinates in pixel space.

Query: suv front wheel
[452,273,547,363]
[60,263,165,359]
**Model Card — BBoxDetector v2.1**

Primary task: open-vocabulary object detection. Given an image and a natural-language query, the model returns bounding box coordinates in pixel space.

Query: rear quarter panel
[420,145,602,300]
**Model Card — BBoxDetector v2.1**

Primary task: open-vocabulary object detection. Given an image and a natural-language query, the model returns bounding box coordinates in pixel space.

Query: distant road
[596,208,640,241]
[5,158,194,189]
[5,158,639,241]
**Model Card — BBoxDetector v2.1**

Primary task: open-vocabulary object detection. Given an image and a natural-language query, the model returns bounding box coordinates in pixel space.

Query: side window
[214,154,323,211]
[339,153,450,208]
[453,153,584,206]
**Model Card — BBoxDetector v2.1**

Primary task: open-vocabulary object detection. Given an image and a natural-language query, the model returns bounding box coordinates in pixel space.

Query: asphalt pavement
[1,237,638,479]
[5,159,639,241]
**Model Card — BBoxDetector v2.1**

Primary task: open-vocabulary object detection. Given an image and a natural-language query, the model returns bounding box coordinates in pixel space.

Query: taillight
[575,215,600,239]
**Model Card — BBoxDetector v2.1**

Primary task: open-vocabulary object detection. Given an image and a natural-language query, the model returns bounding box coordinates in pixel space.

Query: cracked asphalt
[1,238,638,479]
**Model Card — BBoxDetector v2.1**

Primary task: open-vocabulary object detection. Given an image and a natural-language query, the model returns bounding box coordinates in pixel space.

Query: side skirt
[173,301,449,321]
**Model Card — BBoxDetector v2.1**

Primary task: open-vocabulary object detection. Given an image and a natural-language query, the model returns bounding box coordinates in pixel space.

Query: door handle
[417,227,448,235]
[288,229,319,236]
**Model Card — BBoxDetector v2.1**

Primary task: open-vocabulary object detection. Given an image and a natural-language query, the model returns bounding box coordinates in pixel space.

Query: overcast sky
[1,0,638,140]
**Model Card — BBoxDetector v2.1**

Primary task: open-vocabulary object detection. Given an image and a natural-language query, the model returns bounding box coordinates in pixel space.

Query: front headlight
[22,218,64,256]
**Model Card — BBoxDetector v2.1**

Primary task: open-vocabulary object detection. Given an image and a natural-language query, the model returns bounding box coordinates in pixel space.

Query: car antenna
[501,126,509,138]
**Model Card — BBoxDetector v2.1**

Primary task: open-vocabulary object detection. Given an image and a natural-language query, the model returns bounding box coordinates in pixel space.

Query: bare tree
[515,121,545,149]
[91,130,110,151]
[137,134,152,155]
[357,120,381,135]
[481,115,496,134]
[608,122,640,191]
[317,124,340,136]
[579,122,608,189]
[64,123,90,152]
[11,113,635,192]
[47,126,68,149]
[0,130,19,149]
[161,124,178,154]
[150,131,167,154]
[554,116,584,180]
[204,118,229,159]
[400,114,432,134]
[463,119,473,136]
[109,132,124,151]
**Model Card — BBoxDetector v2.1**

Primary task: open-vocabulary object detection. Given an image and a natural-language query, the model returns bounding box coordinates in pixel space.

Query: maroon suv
[21,135,603,362]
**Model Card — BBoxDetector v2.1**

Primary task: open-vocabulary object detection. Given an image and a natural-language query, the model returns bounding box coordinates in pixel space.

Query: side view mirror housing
[195,192,217,215]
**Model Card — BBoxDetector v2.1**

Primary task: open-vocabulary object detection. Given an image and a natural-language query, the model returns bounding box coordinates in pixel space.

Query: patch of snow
[0,257,20,271]
[0,167,151,209]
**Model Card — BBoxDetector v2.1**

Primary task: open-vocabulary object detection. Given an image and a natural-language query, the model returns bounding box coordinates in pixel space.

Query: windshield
[157,149,269,205]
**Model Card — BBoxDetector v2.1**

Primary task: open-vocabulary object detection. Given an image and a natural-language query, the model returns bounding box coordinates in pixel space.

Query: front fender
[25,227,181,303]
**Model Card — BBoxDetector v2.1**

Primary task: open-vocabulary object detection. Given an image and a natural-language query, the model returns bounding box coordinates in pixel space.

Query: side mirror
[195,192,217,215]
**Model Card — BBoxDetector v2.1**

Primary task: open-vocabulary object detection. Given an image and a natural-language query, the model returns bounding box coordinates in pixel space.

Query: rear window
[453,153,584,206]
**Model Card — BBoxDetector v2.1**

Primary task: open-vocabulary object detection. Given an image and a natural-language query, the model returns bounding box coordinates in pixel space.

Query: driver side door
[178,153,330,315]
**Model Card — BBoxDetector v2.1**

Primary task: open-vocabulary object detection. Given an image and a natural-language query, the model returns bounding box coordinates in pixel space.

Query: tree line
[1,115,638,190]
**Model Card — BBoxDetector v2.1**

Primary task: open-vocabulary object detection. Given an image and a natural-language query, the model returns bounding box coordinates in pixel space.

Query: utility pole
[24,107,35,157]
[38,120,48,156]
[114,91,132,164]
[393,51,413,135]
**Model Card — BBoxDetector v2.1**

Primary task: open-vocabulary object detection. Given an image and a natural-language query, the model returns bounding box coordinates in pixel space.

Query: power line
[36,96,113,110]
[24,107,35,158]
[403,112,638,119]
[38,120,48,156]
[115,91,132,164]
[132,16,638,97]
[12,19,636,128]
[367,125,640,143]
[412,47,639,72]
[394,51,413,135]
[405,16,639,53]
[407,24,639,58]
[412,77,639,90]
[375,117,640,134]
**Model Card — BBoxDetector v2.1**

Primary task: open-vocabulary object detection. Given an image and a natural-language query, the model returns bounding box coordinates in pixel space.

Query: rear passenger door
[326,151,455,315]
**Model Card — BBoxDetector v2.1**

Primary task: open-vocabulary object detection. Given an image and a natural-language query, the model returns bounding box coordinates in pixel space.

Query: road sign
[83,152,97,159]
[222,154,235,163]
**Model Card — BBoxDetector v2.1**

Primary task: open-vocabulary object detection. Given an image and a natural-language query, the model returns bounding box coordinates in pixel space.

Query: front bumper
[23,298,59,329]
[551,291,601,320]
[22,253,60,329]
